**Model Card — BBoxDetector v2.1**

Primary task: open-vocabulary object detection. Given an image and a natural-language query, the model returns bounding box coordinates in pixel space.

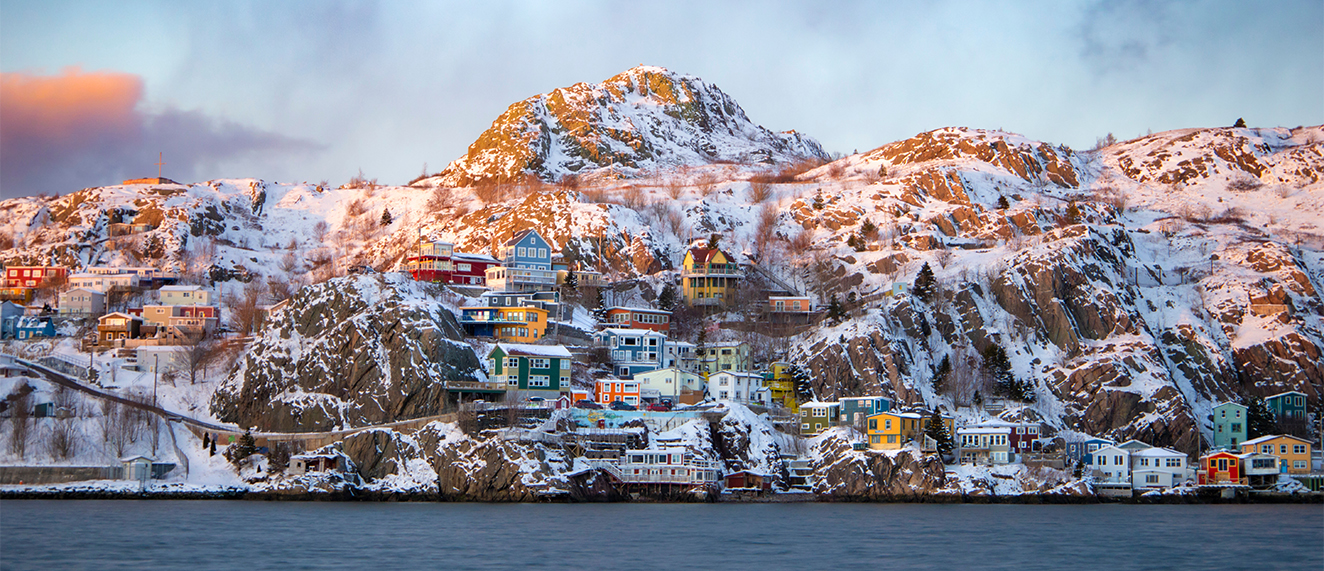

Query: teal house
[1212,402,1247,450]
[1265,391,1308,422]
[838,396,892,428]
[487,343,573,400]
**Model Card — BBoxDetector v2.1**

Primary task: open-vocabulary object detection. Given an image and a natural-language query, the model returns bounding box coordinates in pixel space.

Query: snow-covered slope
[417,65,828,187]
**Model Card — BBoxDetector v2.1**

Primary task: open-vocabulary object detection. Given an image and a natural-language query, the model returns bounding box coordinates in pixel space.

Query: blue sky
[1,0,1320,197]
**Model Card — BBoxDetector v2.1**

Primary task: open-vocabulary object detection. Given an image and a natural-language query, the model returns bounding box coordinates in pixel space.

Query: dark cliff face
[210,274,482,432]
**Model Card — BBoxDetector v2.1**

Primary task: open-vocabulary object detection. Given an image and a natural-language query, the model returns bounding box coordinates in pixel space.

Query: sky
[1,0,1321,198]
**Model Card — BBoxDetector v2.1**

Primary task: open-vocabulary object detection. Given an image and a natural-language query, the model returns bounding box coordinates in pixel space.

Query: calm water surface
[1,501,1320,570]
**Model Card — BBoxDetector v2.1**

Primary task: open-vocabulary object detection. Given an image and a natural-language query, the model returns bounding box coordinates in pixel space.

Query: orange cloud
[0,67,142,142]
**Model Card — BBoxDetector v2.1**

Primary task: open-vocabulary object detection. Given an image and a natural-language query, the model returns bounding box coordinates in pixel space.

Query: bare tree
[749,181,773,203]
[312,220,330,243]
[7,389,33,459]
[227,280,265,335]
[101,400,138,458]
[47,389,79,461]
[182,337,225,385]
[754,203,779,259]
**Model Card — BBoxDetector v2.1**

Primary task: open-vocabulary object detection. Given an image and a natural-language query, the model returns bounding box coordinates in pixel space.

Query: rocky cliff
[210,274,483,432]
[421,65,828,187]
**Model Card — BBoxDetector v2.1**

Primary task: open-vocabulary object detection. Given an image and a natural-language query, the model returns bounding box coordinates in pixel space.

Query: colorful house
[1065,437,1116,466]
[460,305,549,343]
[12,316,55,340]
[595,378,641,407]
[97,312,143,345]
[1010,423,1044,454]
[487,229,557,292]
[1240,434,1313,475]
[697,342,750,374]
[3,265,68,289]
[405,240,455,282]
[603,306,671,333]
[767,295,814,323]
[762,362,798,412]
[800,401,840,435]
[681,246,740,306]
[839,396,892,428]
[0,301,23,339]
[68,272,139,293]
[1198,451,1247,485]
[1264,391,1308,422]
[595,328,667,377]
[486,343,573,399]
[157,285,213,306]
[866,410,954,452]
[1211,402,1248,450]
[958,422,1014,464]
[451,253,502,286]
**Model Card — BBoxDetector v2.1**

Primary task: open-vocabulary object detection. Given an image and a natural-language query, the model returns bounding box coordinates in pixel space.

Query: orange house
[1198,451,1244,485]
[1240,435,1313,475]
[595,379,640,407]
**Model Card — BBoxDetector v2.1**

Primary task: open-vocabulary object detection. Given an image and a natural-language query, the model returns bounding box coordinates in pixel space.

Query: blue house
[1212,401,1248,450]
[594,328,667,377]
[486,229,558,292]
[1065,437,1115,465]
[0,301,23,339]
[1265,391,1308,422]
[13,316,55,340]
[838,396,892,427]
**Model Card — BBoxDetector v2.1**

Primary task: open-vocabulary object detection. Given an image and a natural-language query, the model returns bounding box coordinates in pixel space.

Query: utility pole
[152,353,159,455]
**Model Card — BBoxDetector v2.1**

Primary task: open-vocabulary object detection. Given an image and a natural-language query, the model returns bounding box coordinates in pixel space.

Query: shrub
[749,181,773,203]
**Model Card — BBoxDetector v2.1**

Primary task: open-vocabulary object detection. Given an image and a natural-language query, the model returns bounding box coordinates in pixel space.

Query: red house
[604,306,671,333]
[724,470,772,492]
[4,266,68,289]
[404,241,501,286]
[1198,451,1244,485]
[1009,423,1043,453]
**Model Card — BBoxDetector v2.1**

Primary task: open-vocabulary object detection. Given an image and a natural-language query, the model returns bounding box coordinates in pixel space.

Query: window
[884,419,892,431]
[529,375,550,387]
[870,435,879,444]
[1280,444,1289,454]
[507,378,518,386]
[886,435,896,443]
[1261,444,1273,454]
[869,419,877,430]
[1231,423,1242,432]
[721,349,732,355]
[530,358,550,369]
[1098,456,1107,466]
[539,248,547,258]
[1295,461,1307,470]
[505,357,519,369]
[801,423,810,431]
[1293,445,1306,454]
[1166,458,1182,467]
[1114,455,1124,465]
[518,247,527,257]
[560,360,569,371]
[815,423,822,431]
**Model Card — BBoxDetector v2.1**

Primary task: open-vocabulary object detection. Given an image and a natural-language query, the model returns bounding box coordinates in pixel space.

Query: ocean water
[1,501,1320,570]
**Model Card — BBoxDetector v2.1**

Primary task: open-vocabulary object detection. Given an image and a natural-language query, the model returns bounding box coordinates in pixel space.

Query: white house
[69,272,139,293]
[663,340,697,371]
[707,371,766,405]
[58,288,105,315]
[632,367,703,404]
[1091,444,1132,484]
[1130,447,1188,490]
[157,285,213,306]
[958,422,1014,465]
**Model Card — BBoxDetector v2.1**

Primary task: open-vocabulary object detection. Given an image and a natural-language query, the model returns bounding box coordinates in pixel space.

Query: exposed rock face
[431,436,560,502]
[210,274,483,432]
[810,434,949,499]
[424,65,828,187]
[342,429,420,481]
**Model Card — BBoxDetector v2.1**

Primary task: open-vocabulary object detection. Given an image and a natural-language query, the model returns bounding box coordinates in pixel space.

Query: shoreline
[3,487,1319,504]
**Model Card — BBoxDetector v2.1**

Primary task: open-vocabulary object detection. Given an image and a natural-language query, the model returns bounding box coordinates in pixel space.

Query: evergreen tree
[982,344,1015,395]
[925,409,955,457]
[911,262,936,302]
[592,289,608,322]
[380,209,393,226]
[932,355,951,392]
[564,269,578,290]
[1233,118,1247,128]
[209,438,217,456]
[202,433,210,449]
[1246,396,1276,439]
[228,430,257,465]
[826,294,845,323]
[973,391,983,408]
[997,195,1010,210]
[847,234,865,252]
[860,218,878,239]
[789,364,814,402]
[658,283,677,311]
[1065,201,1081,224]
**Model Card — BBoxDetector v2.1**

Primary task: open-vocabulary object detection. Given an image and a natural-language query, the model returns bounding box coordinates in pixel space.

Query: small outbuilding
[724,469,773,492]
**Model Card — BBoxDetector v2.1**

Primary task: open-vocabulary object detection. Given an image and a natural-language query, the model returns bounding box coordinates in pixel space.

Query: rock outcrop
[809,433,949,499]
[210,274,483,432]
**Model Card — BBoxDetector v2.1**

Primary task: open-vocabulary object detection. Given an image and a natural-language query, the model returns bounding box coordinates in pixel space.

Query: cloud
[0,67,320,198]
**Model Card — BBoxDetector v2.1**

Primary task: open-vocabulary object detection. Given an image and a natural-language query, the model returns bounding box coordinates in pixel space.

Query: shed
[290,453,343,475]
[724,469,773,492]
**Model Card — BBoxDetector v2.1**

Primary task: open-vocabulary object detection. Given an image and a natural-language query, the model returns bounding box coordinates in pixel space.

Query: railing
[446,380,508,392]
[682,264,742,277]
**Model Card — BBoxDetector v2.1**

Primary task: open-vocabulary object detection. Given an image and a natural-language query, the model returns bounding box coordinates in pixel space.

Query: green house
[1212,402,1247,450]
[1265,391,1308,422]
[487,343,573,399]
[799,401,840,435]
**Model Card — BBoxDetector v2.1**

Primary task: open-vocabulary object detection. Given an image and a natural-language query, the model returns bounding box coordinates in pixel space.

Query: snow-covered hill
[2,94,1320,454]
[416,65,828,187]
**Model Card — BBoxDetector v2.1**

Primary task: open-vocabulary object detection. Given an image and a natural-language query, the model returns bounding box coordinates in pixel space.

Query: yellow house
[459,305,549,344]
[866,411,954,452]
[682,246,741,306]
[763,362,798,413]
[1240,435,1313,475]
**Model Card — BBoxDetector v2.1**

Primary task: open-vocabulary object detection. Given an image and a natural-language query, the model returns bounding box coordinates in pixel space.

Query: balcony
[486,267,558,292]
[682,264,742,278]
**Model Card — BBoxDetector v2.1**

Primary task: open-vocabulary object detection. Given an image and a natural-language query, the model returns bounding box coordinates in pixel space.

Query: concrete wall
[0,466,122,485]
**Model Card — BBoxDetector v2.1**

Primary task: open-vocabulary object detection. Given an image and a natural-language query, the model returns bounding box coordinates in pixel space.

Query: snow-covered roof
[494,343,572,358]
[160,285,205,292]
[1265,390,1307,399]
[1241,434,1312,447]
[452,252,500,263]
[99,312,142,322]
[1213,401,1248,409]
[960,424,1014,434]
[709,371,762,379]
[605,306,669,315]
[1131,447,1185,457]
[838,395,889,402]
[800,400,839,408]
[597,328,666,338]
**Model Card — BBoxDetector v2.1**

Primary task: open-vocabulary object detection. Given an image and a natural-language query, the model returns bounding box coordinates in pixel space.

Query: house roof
[494,343,572,359]
[1117,439,1153,449]
[838,396,890,402]
[61,287,104,296]
[99,312,142,322]
[160,285,205,292]
[686,246,733,265]
[709,371,762,379]
[452,252,500,263]
[800,400,839,408]
[598,328,666,338]
[1131,447,1185,457]
[1265,390,1307,400]
[605,306,670,315]
[1241,434,1313,447]
[1213,401,1247,409]
[504,229,543,247]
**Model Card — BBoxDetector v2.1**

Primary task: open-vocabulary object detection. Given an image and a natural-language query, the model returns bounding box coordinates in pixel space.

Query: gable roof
[1265,390,1307,400]
[1132,446,1184,457]
[505,228,544,247]
[598,328,667,338]
[1213,401,1248,409]
[99,312,142,322]
[686,247,727,265]
[1241,434,1312,447]
[452,252,500,263]
[605,306,670,315]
